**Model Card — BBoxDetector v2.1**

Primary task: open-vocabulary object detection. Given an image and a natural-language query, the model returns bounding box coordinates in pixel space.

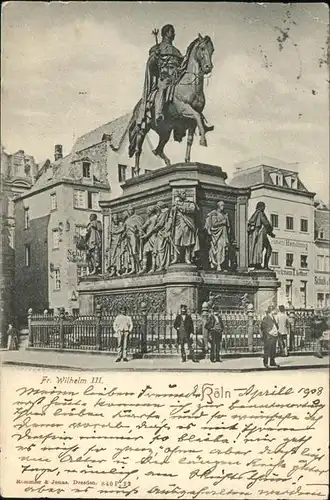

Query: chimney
[54,144,63,161]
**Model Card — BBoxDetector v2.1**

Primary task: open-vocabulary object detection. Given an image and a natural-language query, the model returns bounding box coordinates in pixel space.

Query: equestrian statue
[128,24,215,173]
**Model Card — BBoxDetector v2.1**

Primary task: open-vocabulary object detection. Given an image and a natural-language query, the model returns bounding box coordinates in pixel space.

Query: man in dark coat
[174,304,195,362]
[207,306,225,362]
[260,306,280,368]
[312,313,328,358]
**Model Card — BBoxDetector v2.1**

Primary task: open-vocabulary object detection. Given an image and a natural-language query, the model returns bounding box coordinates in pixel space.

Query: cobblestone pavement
[1,348,329,372]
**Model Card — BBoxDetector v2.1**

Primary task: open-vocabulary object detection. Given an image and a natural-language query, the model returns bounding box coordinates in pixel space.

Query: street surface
[1,349,329,372]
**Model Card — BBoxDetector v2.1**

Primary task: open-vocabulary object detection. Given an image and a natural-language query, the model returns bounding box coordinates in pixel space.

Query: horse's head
[195,34,214,75]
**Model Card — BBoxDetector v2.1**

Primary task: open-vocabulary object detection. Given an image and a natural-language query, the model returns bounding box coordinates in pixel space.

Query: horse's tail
[128,99,142,158]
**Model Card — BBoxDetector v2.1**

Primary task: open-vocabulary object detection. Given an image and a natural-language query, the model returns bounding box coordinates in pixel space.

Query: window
[325,256,330,272]
[77,265,88,279]
[300,281,307,308]
[270,214,279,229]
[52,229,60,249]
[318,229,324,239]
[326,293,330,307]
[300,218,308,232]
[118,164,127,183]
[75,225,86,238]
[300,254,308,268]
[87,191,99,210]
[24,208,30,229]
[73,189,86,209]
[317,293,324,308]
[271,172,283,186]
[286,216,294,230]
[54,269,61,290]
[24,244,31,267]
[271,251,279,266]
[285,280,293,302]
[50,193,57,211]
[82,161,91,178]
[286,253,294,267]
[316,255,324,271]
[131,167,137,178]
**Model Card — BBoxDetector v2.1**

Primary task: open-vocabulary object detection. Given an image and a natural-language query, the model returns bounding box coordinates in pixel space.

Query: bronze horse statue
[128,34,214,173]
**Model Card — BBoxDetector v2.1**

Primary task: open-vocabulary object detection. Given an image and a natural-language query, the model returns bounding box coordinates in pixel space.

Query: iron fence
[27,307,329,356]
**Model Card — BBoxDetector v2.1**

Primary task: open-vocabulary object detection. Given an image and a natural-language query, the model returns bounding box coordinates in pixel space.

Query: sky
[1,2,329,201]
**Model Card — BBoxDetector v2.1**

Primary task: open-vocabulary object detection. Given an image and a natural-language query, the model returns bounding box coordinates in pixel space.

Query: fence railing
[27,307,329,357]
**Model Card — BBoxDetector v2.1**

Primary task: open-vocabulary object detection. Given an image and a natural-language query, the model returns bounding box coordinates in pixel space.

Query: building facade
[0,146,37,344]
[231,157,317,308]
[314,202,330,309]
[14,114,161,323]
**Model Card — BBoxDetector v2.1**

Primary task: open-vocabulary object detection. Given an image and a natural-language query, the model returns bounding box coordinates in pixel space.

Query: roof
[71,113,132,153]
[230,163,310,193]
[25,154,73,194]
[315,208,330,242]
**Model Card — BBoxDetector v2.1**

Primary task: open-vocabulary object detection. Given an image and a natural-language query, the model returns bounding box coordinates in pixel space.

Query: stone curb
[2,360,329,372]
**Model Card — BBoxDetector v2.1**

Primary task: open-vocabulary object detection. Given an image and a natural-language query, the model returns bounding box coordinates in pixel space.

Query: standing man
[113,307,133,362]
[260,306,280,368]
[7,322,19,350]
[208,306,224,363]
[312,312,328,359]
[275,305,290,356]
[174,304,195,362]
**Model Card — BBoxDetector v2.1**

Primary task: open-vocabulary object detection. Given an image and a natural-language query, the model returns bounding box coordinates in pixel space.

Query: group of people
[113,303,224,363]
[260,304,328,368]
[113,303,328,365]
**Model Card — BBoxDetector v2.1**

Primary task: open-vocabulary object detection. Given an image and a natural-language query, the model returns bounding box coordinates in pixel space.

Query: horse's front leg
[185,125,196,163]
[177,102,207,147]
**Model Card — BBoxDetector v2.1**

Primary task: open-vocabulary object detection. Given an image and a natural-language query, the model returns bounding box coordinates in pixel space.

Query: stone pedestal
[78,162,280,314]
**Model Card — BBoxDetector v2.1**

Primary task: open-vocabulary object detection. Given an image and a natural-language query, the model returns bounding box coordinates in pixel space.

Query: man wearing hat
[208,306,224,362]
[173,304,195,362]
[260,305,280,368]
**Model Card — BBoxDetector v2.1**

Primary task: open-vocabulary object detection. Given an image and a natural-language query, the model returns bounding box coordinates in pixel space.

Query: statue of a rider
[137,24,213,132]
[150,24,183,125]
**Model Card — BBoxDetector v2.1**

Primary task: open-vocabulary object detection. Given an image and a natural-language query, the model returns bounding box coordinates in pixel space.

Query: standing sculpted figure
[85,213,102,275]
[108,213,126,276]
[124,207,144,275]
[153,201,173,271]
[204,200,231,271]
[171,192,199,265]
[247,201,275,270]
[140,205,159,273]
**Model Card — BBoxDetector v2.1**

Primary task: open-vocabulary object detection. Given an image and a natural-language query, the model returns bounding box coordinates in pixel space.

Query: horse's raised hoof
[200,137,207,147]
[205,124,214,133]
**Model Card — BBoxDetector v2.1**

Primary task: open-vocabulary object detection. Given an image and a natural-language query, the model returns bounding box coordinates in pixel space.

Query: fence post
[96,305,102,350]
[247,309,254,352]
[59,307,65,349]
[28,308,33,347]
[140,302,147,356]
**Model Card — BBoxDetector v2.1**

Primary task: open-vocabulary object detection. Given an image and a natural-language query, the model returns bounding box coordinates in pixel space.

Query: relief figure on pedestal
[85,213,102,275]
[204,200,231,272]
[247,201,275,270]
[171,192,200,265]
[108,213,126,276]
[123,207,144,275]
[153,201,173,271]
[140,205,159,273]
